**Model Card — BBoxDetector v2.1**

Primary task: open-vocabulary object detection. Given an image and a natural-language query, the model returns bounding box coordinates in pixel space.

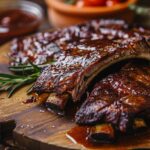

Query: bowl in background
[46,0,137,28]
[0,0,43,45]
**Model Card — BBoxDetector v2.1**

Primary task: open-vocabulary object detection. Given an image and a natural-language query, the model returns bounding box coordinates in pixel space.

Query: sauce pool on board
[66,125,150,149]
[66,126,104,148]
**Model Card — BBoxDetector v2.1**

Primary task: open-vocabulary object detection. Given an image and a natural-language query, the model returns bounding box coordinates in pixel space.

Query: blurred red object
[46,0,137,27]
[84,0,106,6]
[106,0,120,6]
[77,0,127,7]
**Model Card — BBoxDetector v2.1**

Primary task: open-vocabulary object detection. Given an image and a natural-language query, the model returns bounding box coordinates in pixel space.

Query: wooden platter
[0,43,150,150]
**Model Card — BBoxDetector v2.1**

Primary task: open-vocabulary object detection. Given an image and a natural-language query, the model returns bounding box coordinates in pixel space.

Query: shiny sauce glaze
[9,19,150,67]
[9,19,150,103]
[75,63,150,131]
[66,63,150,148]
[67,126,150,149]
[0,9,40,44]
[30,36,146,95]
[10,19,131,66]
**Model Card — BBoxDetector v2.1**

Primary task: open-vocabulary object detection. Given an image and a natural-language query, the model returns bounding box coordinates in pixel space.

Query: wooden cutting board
[0,43,150,150]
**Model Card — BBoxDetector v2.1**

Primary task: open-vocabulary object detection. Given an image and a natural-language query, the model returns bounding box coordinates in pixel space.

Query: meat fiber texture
[9,19,150,111]
[75,63,150,132]
[10,19,150,66]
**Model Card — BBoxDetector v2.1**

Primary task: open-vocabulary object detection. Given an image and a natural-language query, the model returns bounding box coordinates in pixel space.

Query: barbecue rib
[75,63,150,133]
[10,19,150,66]
[9,19,150,112]
[30,37,150,112]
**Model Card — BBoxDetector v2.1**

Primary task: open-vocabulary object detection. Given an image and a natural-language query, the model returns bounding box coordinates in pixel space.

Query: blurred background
[0,0,150,45]
[25,0,150,29]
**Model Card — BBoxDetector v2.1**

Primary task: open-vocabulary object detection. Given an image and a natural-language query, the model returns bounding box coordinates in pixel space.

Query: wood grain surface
[0,43,150,150]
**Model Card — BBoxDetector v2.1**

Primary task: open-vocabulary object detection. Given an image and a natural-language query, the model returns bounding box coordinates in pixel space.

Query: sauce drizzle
[66,126,150,149]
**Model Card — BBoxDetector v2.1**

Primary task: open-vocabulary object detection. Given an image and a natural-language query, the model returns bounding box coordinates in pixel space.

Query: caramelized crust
[10,19,150,66]
[9,19,150,111]
[75,63,150,132]
[31,37,150,102]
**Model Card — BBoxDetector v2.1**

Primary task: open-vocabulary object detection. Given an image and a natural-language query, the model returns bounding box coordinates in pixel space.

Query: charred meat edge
[30,39,150,113]
[75,63,150,142]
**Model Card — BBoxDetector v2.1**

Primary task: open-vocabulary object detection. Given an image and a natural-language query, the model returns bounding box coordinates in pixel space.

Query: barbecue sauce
[0,9,40,44]
[67,126,150,149]
[67,126,100,148]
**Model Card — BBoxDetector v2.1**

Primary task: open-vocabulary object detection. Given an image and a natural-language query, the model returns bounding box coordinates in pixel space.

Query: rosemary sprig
[9,59,55,73]
[9,64,48,73]
[0,58,55,97]
[0,63,41,97]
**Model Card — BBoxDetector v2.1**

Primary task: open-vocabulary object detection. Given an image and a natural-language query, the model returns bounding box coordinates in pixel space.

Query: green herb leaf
[0,62,41,97]
[0,59,56,97]
[7,78,37,98]
[28,61,41,73]
[9,60,54,73]
[0,73,21,79]
[65,0,76,5]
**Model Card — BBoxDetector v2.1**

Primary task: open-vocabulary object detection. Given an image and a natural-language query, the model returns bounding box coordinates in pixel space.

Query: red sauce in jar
[0,9,40,44]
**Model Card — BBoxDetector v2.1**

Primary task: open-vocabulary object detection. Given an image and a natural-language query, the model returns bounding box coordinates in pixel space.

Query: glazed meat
[10,19,150,66]
[9,19,150,112]
[75,63,150,132]
[29,36,150,111]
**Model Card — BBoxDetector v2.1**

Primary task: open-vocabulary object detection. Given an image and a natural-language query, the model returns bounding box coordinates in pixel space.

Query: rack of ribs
[9,19,150,113]
[75,62,150,142]
[10,19,150,66]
